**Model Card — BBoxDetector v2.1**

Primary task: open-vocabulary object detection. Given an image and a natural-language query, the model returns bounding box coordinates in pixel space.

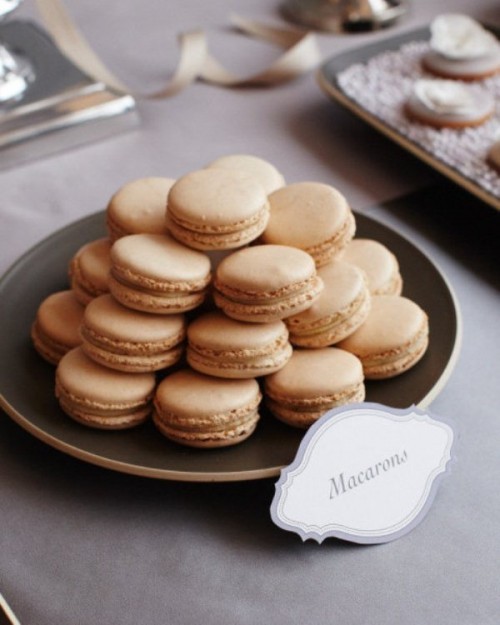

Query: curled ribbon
[34,0,322,98]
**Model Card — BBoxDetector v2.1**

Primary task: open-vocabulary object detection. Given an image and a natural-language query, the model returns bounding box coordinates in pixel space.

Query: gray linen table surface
[1,1,499,624]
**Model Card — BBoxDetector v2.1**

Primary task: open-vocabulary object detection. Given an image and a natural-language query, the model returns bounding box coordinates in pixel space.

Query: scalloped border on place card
[270,403,455,544]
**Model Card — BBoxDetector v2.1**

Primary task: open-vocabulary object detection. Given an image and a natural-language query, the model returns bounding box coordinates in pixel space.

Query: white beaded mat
[337,41,500,199]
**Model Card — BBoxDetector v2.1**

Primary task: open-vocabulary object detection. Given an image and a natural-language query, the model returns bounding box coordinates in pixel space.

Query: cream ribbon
[34,0,322,98]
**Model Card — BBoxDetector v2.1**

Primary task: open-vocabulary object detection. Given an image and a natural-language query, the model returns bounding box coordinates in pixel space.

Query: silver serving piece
[0,0,32,102]
[281,0,408,33]
[0,1,138,170]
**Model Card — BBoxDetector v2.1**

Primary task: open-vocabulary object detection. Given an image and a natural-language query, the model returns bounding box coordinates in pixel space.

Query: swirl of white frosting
[430,14,499,60]
[413,79,477,115]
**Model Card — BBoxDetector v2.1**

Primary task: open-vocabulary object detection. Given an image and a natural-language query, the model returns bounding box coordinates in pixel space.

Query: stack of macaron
[31,153,429,446]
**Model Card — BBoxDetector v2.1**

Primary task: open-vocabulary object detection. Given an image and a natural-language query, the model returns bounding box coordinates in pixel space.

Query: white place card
[271,403,455,544]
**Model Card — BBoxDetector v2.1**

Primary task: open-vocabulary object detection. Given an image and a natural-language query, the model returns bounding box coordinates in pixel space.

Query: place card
[271,403,455,544]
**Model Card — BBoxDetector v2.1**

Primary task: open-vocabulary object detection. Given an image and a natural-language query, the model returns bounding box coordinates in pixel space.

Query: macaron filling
[167,207,269,250]
[213,275,324,321]
[286,287,371,347]
[187,335,292,376]
[266,384,365,427]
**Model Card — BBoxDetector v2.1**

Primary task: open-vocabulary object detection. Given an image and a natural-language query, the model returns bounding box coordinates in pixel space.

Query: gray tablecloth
[1,1,499,624]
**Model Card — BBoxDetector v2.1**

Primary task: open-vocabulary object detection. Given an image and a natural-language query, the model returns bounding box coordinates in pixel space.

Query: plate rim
[316,23,500,212]
[0,208,462,482]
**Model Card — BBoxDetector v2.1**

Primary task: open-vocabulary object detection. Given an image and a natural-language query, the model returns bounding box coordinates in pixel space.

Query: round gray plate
[0,211,461,482]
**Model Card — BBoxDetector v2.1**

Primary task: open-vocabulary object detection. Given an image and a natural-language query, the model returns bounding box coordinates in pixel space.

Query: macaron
[206,154,285,194]
[342,238,403,296]
[108,233,211,314]
[55,347,157,429]
[106,177,175,241]
[261,182,356,267]
[285,260,371,348]
[166,168,270,250]
[153,369,262,448]
[80,294,186,372]
[264,348,365,429]
[405,79,495,129]
[337,295,429,379]
[213,244,323,323]
[31,290,85,365]
[69,237,112,305]
[422,14,500,81]
[487,140,500,172]
[186,311,292,378]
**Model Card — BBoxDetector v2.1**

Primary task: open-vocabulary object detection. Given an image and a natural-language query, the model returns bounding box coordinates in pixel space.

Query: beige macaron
[405,79,495,129]
[166,168,270,250]
[56,347,157,429]
[206,154,285,194]
[422,14,500,81]
[285,260,371,347]
[187,311,292,378]
[264,347,365,429]
[261,182,356,267]
[106,177,175,241]
[31,290,85,365]
[337,295,429,379]
[69,237,112,305]
[342,239,403,296]
[108,233,211,314]
[153,369,262,448]
[213,244,323,323]
[487,140,500,173]
[80,294,186,372]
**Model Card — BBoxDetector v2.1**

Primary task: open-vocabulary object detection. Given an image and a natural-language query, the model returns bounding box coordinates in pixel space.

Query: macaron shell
[187,311,289,351]
[285,260,371,347]
[206,154,285,194]
[111,233,211,285]
[69,238,112,305]
[55,347,156,429]
[337,295,429,379]
[215,245,317,293]
[31,290,85,365]
[106,177,175,241]
[153,369,261,447]
[265,347,364,400]
[168,168,269,230]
